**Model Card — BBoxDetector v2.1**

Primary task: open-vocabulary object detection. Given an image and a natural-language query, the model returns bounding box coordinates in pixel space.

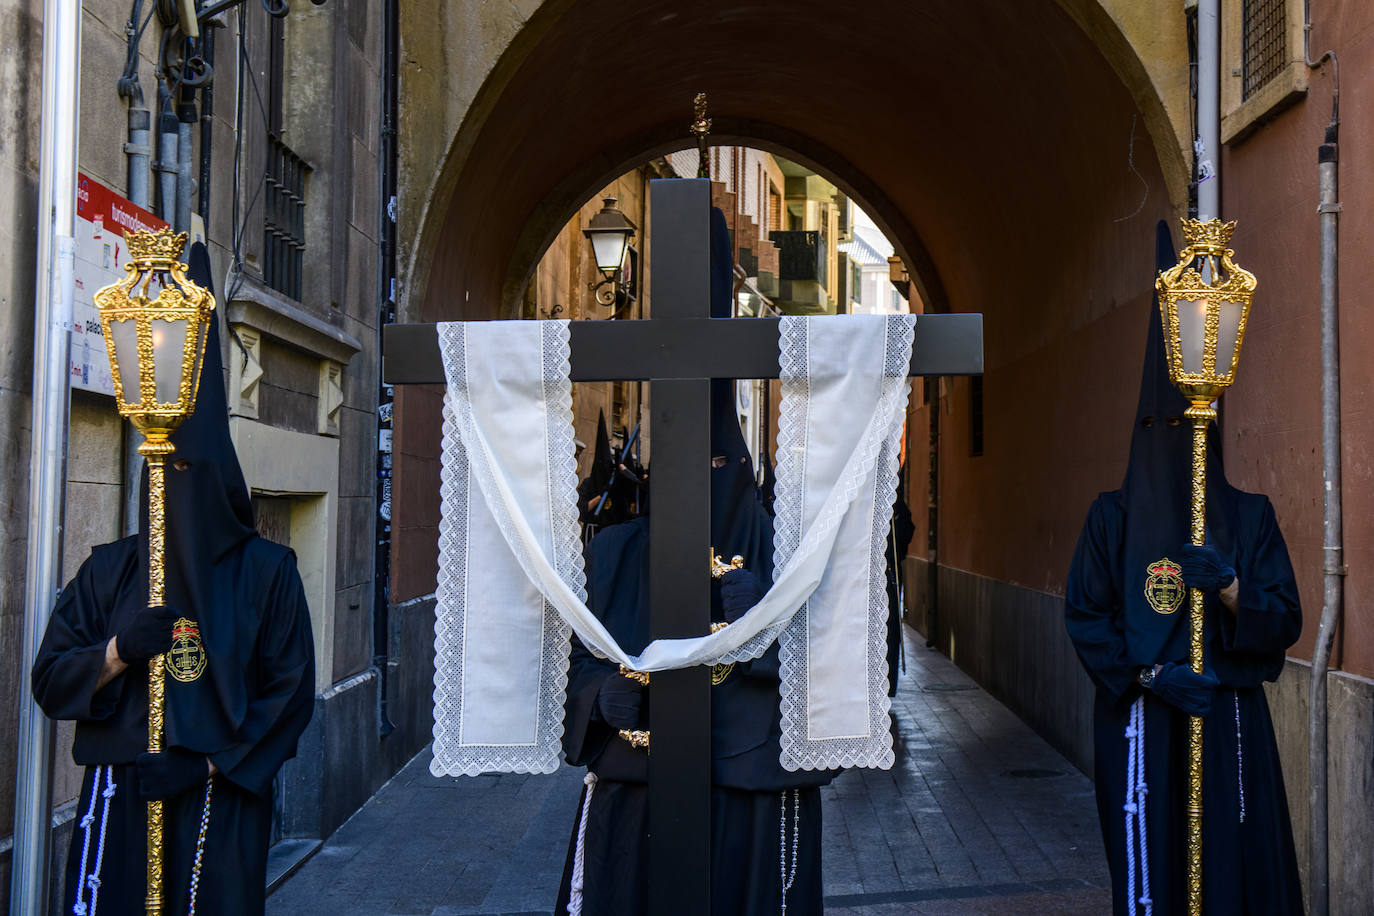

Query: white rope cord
[1133,700,1152,914]
[1234,691,1246,824]
[187,777,214,915]
[85,766,117,916]
[1122,698,1152,915]
[566,772,598,916]
[71,766,102,916]
[779,789,800,915]
[1123,701,1139,914]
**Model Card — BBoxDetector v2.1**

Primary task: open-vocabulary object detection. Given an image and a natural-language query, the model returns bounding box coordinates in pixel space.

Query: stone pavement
[268,628,1111,915]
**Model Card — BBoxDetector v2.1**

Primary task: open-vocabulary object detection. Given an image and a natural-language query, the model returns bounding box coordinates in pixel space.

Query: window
[1221,0,1306,144]
[263,136,308,300]
[262,12,308,300]
[1242,0,1286,101]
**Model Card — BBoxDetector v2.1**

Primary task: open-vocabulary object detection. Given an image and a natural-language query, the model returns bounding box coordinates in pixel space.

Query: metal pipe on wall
[1309,122,1340,916]
[1195,0,1220,220]
[1304,6,1341,911]
[10,1,82,913]
[156,79,179,223]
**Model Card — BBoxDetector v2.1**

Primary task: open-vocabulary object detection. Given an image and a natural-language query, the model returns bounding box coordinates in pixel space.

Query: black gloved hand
[115,604,181,664]
[1147,662,1219,716]
[720,568,766,624]
[1177,544,1236,593]
[136,748,210,801]
[595,675,644,730]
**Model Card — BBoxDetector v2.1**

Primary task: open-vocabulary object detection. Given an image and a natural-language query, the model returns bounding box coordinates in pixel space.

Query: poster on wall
[72,173,168,396]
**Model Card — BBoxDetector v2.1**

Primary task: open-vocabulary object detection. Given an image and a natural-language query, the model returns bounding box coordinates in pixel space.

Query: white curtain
[432,314,913,777]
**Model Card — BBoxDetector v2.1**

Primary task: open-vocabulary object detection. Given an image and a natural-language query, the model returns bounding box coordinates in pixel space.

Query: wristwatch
[1137,665,1158,689]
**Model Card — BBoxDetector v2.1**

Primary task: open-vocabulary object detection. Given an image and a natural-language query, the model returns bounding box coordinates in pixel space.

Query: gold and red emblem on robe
[1144,557,1185,616]
[165,616,208,683]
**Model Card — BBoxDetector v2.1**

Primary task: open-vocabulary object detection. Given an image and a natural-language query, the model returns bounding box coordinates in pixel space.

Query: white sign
[72,174,168,396]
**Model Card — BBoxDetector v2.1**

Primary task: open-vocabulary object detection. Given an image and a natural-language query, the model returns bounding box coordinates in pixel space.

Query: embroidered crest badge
[1144,558,1185,616]
[165,617,208,683]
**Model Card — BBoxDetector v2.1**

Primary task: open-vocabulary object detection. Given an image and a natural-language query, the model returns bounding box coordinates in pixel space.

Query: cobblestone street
[268,629,1110,915]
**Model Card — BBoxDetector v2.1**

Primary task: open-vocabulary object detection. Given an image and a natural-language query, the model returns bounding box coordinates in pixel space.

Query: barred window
[263,135,308,301]
[1242,0,1286,101]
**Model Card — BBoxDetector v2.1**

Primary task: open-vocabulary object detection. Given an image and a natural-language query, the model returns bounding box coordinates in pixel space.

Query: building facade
[0,1,410,906]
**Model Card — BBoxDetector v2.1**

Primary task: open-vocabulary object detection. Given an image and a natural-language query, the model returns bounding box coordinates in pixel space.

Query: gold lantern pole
[1155,218,1257,916]
[93,229,216,915]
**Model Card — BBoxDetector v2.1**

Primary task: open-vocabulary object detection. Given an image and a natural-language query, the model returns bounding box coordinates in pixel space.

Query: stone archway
[392,0,1187,616]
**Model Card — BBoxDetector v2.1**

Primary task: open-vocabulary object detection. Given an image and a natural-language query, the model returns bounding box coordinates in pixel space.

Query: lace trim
[432,320,575,776]
[776,314,911,771]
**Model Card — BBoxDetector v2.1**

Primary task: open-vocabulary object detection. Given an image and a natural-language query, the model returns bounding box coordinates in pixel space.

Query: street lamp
[1155,217,1256,916]
[583,196,636,307]
[93,228,215,915]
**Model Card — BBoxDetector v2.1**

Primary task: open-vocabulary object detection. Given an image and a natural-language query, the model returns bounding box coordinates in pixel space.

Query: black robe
[33,537,314,916]
[554,519,831,916]
[32,243,315,915]
[555,206,833,916]
[1065,221,1302,916]
[885,479,915,697]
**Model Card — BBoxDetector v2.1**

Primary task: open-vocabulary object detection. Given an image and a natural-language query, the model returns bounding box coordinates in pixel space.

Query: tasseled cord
[779,789,800,916]
[1122,697,1153,915]
[72,765,117,916]
[567,772,598,916]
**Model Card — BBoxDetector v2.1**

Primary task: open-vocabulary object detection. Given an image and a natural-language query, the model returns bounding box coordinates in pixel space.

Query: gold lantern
[1155,217,1257,916]
[93,228,216,915]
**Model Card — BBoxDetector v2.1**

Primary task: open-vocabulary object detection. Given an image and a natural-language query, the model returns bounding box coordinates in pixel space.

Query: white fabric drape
[432,315,913,777]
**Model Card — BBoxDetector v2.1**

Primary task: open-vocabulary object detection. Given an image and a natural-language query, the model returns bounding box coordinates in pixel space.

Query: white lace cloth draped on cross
[431,315,913,777]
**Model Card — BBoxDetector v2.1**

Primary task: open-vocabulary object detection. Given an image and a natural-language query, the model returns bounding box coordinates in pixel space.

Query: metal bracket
[1317,202,1343,214]
[122,142,152,156]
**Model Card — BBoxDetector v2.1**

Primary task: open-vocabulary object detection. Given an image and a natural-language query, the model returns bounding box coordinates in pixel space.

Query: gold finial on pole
[1155,217,1257,916]
[93,228,216,914]
[690,92,711,178]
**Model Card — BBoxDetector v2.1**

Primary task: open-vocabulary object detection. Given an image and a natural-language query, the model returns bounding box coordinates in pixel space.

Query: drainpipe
[926,378,939,648]
[372,0,400,737]
[176,92,195,232]
[126,99,151,209]
[1195,0,1220,221]
[198,27,216,226]
[1304,6,1341,912]
[155,77,180,223]
[10,2,81,913]
[120,16,151,537]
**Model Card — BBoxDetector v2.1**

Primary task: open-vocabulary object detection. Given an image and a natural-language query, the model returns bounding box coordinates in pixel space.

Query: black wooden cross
[383,178,982,914]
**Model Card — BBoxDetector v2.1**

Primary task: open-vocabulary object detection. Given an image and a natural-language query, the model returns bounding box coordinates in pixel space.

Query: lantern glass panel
[108,317,143,403]
[590,231,629,273]
[151,316,190,403]
[1215,298,1243,375]
[1177,298,1208,375]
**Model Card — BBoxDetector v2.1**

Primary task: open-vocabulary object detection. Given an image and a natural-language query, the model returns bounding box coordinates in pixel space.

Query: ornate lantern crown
[92,228,217,455]
[1155,218,1257,406]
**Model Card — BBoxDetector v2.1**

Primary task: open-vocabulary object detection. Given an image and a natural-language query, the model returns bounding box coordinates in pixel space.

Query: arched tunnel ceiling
[418,0,1178,367]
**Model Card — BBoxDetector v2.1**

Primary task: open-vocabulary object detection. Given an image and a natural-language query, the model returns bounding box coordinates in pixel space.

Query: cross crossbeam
[383,179,982,915]
[381,313,983,384]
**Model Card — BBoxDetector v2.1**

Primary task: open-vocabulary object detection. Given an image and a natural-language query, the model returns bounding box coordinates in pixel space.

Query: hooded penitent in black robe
[32,244,315,916]
[1065,222,1303,916]
[884,476,915,697]
[554,208,833,916]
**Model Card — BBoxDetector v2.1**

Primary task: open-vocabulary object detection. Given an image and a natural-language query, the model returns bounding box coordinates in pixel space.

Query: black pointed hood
[1118,221,1240,665]
[139,241,265,751]
[709,207,770,576]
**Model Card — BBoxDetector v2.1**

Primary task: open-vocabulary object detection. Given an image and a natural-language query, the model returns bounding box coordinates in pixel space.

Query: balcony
[768,230,831,314]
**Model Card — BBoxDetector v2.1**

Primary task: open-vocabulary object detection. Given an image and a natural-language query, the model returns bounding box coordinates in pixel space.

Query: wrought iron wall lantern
[1154,216,1257,916]
[583,196,637,309]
